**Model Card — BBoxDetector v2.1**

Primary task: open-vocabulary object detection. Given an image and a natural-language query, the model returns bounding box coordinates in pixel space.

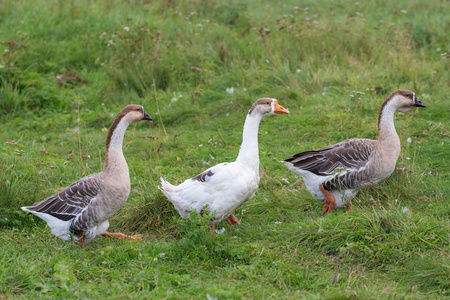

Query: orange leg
[78,235,85,248]
[319,184,336,215]
[225,214,240,225]
[102,232,143,241]
[346,202,353,212]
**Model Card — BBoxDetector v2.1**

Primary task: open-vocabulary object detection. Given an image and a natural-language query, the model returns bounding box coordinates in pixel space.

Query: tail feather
[159,177,194,219]
[159,177,175,193]
[159,177,180,204]
[21,206,31,213]
[21,206,72,241]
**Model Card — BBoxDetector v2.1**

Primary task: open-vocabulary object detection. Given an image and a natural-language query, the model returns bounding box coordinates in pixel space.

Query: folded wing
[285,139,378,189]
[23,174,102,222]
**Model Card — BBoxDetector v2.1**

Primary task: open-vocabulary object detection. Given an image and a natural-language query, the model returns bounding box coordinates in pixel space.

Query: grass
[0,0,449,298]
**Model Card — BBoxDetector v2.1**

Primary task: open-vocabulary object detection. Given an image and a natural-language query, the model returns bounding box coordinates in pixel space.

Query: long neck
[103,119,130,174]
[377,101,401,157]
[235,113,263,168]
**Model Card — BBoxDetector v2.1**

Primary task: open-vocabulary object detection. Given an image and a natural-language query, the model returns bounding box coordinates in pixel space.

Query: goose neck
[235,113,263,168]
[103,119,131,174]
[377,100,401,155]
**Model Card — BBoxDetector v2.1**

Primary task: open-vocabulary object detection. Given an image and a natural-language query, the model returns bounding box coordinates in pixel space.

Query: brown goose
[159,98,289,231]
[283,89,426,214]
[22,105,152,245]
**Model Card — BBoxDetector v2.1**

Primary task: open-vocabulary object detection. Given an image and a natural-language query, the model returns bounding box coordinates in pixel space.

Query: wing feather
[24,174,102,221]
[284,139,377,176]
[284,139,379,190]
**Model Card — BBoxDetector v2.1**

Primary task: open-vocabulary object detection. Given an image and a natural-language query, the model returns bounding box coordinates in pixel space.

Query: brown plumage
[285,139,378,190]
[283,89,426,214]
[22,105,152,245]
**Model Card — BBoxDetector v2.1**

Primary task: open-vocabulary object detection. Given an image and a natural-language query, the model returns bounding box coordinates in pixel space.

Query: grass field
[0,0,449,298]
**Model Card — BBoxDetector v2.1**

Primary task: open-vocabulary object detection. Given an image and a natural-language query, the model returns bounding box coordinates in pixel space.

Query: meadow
[0,0,448,298]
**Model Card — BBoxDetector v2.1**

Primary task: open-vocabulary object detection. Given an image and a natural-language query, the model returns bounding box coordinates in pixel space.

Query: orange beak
[274,100,290,114]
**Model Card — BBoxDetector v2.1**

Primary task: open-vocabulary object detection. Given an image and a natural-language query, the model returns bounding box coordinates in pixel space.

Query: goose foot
[319,184,336,215]
[78,235,85,248]
[102,232,143,241]
[226,214,240,225]
[346,203,353,212]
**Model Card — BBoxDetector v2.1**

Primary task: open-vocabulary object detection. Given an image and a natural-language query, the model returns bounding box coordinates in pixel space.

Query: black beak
[413,97,426,108]
[143,111,153,121]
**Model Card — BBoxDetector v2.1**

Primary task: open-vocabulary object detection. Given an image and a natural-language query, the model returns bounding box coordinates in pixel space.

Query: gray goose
[283,89,426,214]
[22,105,152,245]
[159,98,289,232]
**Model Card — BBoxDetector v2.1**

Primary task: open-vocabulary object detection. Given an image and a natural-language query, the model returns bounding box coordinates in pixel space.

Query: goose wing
[23,174,102,221]
[174,163,241,204]
[284,139,377,176]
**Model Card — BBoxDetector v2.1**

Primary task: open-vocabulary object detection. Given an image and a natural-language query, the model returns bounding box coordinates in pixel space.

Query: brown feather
[105,104,143,164]
[377,89,414,130]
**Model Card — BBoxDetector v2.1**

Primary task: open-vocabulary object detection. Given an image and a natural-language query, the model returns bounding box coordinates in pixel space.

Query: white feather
[21,207,73,240]
[160,162,259,223]
[159,98,289,224]
[282,162,355,208]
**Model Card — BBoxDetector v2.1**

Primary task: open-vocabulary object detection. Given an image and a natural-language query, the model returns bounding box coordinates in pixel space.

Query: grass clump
[169,211,257,268]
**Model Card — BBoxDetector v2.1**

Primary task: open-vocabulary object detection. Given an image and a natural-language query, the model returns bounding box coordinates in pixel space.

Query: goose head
[118,104,153,124]
[104,104,153,164]
[387,89,426,113]
[248,98,290,116]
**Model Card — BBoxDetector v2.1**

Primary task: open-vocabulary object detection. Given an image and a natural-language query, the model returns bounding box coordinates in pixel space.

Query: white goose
[283,89,426,214]
[22,104,152,245]
[159,98,289,231]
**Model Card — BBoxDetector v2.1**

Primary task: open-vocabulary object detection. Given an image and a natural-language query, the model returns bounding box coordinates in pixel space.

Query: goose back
[285,138,379,190]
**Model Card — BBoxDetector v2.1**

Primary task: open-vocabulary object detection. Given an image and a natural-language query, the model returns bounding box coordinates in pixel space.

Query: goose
[283,89,426,214]
[159,98,289,231]
[22,104,152,245]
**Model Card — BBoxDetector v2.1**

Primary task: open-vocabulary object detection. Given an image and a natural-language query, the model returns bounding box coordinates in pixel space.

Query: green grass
[0,0,449,298]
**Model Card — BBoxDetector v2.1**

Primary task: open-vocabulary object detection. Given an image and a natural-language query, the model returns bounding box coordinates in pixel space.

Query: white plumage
[160,162,258,222]
[159,98,289,230]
